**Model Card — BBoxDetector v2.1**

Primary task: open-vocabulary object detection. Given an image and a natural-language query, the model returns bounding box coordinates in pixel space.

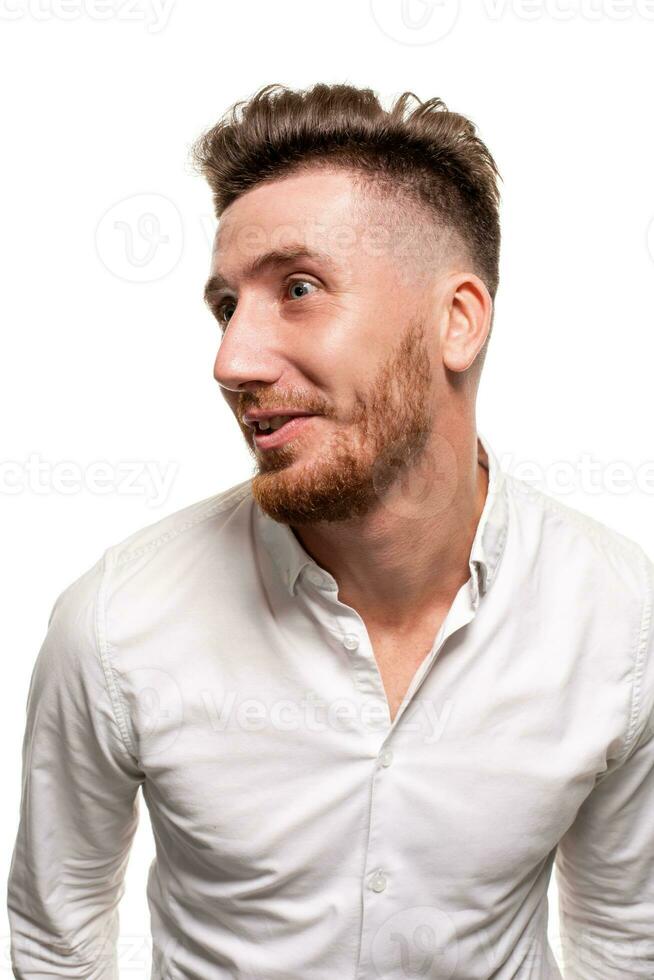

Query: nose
[213,298,284,394]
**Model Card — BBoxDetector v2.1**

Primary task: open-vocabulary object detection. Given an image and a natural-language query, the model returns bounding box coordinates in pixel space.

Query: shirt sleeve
[554,550,654,979]
[6,553,144,979]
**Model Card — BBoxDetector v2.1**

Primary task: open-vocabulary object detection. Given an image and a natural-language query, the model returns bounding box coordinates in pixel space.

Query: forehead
[216,168,357,240]
[208,169,388,279]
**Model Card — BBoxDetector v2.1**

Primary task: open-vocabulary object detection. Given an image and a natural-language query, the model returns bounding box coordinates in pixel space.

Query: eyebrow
[203,245,336,306]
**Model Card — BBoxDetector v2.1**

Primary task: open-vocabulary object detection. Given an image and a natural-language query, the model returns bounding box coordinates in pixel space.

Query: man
[7,82,654,979]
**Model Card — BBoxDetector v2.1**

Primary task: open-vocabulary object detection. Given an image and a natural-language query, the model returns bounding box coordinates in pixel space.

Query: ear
[440,272,493,373]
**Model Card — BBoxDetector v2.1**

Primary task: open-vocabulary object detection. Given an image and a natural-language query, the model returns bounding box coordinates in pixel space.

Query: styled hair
[191,82,502,363]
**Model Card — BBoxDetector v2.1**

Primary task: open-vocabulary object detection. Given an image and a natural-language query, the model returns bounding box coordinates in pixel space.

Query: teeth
[259,415,293,432]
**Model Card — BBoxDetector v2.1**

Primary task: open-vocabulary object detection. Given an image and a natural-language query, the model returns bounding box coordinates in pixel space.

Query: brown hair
[191,82,502,362]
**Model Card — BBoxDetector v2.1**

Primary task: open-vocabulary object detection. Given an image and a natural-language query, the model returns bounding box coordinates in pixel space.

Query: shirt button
[379,749,393,767]
[342,633,360,650]
[369,871,387,893]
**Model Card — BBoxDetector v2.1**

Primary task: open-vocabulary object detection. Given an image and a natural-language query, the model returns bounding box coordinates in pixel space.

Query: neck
[291,424,489,629]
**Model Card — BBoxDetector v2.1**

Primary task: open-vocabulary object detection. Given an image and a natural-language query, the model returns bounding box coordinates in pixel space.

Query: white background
[2,0,653,975]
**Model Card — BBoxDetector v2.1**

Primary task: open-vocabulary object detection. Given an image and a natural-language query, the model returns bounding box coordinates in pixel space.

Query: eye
[212,278,318,329]
[287,278,318,301]
[214,299,236,327]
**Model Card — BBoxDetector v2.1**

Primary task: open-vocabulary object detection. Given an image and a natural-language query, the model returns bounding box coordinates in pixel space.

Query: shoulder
[504,472,654,759]
[504,470,651,601]
[45,478,254,647]
[104,477,253,568]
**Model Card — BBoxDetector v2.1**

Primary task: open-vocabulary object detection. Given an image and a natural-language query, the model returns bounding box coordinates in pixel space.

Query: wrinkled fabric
[7,430,654,979]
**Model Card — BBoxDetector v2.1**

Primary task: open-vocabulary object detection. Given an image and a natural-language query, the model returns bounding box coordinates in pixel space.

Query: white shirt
[7,431,654,980]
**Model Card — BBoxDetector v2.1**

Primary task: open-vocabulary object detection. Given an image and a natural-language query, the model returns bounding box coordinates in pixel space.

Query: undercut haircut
[190,82,502,369]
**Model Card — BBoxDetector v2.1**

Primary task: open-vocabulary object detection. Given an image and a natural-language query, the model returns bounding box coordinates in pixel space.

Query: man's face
[206,168,446,526]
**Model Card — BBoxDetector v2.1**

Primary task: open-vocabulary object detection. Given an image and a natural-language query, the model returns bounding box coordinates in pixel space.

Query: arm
[555,551,654,979]
[7,554,144,979]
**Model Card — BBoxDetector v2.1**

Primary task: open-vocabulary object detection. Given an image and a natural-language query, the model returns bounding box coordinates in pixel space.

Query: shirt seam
[506,476,652,771]
[506,473,643,555]
[94,545,141,766]
[115,479,251,567]
[617,546,653,766]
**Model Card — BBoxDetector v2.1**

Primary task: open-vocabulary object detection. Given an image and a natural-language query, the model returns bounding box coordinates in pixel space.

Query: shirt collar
[254,429,509,602]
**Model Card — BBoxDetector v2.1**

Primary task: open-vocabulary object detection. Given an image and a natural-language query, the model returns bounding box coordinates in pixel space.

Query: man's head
[192,83,501,526]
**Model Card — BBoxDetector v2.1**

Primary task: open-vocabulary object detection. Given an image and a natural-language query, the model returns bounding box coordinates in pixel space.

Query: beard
[240,314,436,526]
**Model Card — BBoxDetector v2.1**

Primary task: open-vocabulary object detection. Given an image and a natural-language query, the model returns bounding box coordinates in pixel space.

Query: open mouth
[252,415,318,448]
[254,415,298,434]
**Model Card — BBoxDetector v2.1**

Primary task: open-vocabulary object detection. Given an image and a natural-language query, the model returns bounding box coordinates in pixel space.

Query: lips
[252,414,317,449]
[254,414,300,434]
[243,410,316,431]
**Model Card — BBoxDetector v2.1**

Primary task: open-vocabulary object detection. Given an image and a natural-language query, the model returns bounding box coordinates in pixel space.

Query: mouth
[252,414,319,450]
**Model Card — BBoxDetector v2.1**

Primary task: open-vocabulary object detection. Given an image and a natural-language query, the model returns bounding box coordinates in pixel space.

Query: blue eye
[212,278,317,330]
[288,279,318,301]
